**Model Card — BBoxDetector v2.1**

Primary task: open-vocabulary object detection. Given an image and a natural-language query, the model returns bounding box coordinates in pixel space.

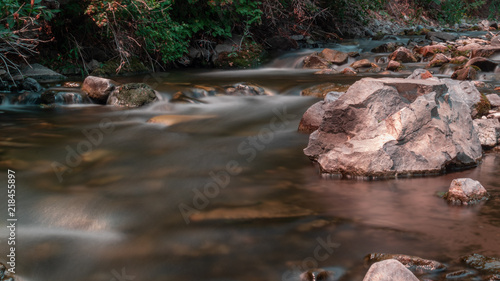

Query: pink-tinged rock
[465,57,498,72]
[81,76,119,103]
[303,77,482,178]
[319,48,349,65]
[363,260,419,281]
[388,47,417,63]
[386,60,401,71]
[487,94,500,107]
[415,45,448,57]
[427,53,450,67]
[444,178,490,205]
[473,118,500,149]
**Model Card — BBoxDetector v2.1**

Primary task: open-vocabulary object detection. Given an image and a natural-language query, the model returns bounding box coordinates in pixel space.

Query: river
[1,36,499,281]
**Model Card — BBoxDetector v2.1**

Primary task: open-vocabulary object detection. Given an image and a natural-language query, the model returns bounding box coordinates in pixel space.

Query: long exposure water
[1,37,500,281]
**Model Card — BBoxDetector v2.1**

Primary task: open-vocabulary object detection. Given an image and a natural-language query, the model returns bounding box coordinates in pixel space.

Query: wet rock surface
[81,76,118,103]
[444,178,490,205]
[303,77,482,178]
[473,118,500,149]
[461,254,500,274]
[107,83,160,107]
[365,253,447,274]
[363,259,419,281]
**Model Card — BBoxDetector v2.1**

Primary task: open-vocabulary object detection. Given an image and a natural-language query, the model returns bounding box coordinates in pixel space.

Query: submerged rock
[444,178,490,205]
[300,269,335,281]
[445,269,476,279]
[224,82,273,96]
[371,42,404,53]
[365,253,446,274]
[426,31,459,42]
[473,119,500,149]
[301,83,349,99]
[406,69,434,80]
[363,259,419,281]
[107,83,159,107]
[303,77,482,178]
[81,76,118,104]
[461,254,500,274]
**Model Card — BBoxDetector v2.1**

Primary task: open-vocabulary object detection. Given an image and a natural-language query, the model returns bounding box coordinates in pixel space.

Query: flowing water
[1,36,500,281]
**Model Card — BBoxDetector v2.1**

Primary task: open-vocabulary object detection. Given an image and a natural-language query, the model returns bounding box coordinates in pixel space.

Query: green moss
[216,42,266,69]
[475,93,491,117]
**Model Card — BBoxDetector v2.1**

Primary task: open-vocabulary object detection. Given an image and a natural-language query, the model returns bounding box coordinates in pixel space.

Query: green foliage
[84,0,263,66]
[0,0,58,80]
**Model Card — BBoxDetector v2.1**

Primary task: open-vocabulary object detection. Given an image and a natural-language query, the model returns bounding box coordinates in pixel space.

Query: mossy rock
[107,83,159,107]
[216,42,266,68]
[475,93,491,118]
[91,57,149,77]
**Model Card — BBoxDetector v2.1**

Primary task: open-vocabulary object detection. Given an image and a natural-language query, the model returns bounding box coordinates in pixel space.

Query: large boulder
[473,118,500,149]
[81,76,118,103]
[444,178,490,205]
[363,260,419,281]
[107,83,160,107]
[303,77,482,178]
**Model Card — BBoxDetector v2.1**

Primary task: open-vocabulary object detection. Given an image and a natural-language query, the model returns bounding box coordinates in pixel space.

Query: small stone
[450,56,469,65]
[415,45,449,57]
[427,53,450,67]
[363,260,419,281]
[300,269,334,281]
[351,59,373,69]
[303,54,330,69]
[487,94,500,107]
[388,47,418,63]
[444,178,490,205]
[341,67,357,75]
[445,269,476,279]
[406,68,433,79]
[319,48,348,65]
[386,60,401,71]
